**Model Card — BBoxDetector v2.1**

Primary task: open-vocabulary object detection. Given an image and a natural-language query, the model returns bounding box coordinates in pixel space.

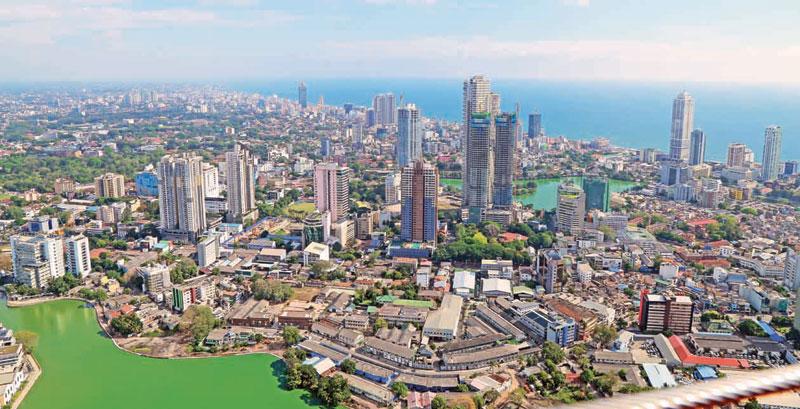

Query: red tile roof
[669,335,749,369]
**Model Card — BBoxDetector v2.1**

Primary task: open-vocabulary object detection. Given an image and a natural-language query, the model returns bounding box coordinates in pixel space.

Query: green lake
[0,300,316,409]
[440,176,638,210]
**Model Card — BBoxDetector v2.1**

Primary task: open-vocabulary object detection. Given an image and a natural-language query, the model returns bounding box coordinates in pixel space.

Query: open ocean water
[230,79,800,162]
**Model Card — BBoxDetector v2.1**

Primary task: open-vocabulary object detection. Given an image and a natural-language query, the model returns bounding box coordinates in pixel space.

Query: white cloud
[0,4,61,21]
[197,0,260,7]
[362,0,438,5]
[560,0,590,6]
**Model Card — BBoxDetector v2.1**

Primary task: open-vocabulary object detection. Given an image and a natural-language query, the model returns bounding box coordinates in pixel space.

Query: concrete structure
[422,293,463,340]
[689,128,706,165]
[669,91,695,161]
[313,163,350,222]
[11,234,65,289]
[727,143,749,168]
[94,172,125,198]
[138,264,172,294]
[196,234,220,268]
[65,234,91,278]
[528,111,542,138]
[372,93,396,126]
[464,111,494,222]
[639,293,694,334]
[135,171,158,197]
[384,172,401,204]
[303,242,330,266]
[401,160,439,244]
[556,184,585,235]
[225,143,257,223]
[762,125,783,181]
[158,153,207,243]
[582,178,610,212]
[492,112,516,208]
[202,162,219,198]
[397,104,422,167]
[298,81,307,108]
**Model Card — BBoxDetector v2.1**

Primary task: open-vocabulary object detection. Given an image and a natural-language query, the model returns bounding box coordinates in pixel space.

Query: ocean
[229,79,800,162]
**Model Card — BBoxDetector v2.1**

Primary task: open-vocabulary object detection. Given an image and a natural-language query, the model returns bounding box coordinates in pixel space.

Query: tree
[391,382,409,398]
[472,393,485,409]
[456,384,470,392]
[593,324,618,348]
[252,278,294,302]
[373,318,388,332]
[170,259,199,284]
[282,325,301,346]
[15,330,39,354]
[541,341,565,364]
[181,305,217,342]
[111,313,143,336]
[431,395,447,409]
[340,359,356,374]
[738,319,767,337]
[483,390,500,403]
[316,374,351,407]
[744,398,762,409]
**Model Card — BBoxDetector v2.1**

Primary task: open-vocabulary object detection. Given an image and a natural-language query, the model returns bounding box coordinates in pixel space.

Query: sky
[2,0,800,82]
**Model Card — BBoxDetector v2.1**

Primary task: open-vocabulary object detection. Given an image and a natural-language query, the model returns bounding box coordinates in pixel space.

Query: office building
[10,235,65,289]
[135,171,159,197]
[689,129,706,165]
[202,163,219,198]
[225,143,257,223]
[762,125,783,181]
[314,163,350,221]
[668,91,694,161]
[27,216,59,234]
[138,264,172,294]
[582,177,610,212]
[401,160,439,244]
[528,111,542,138]
[464,112,494,222]
[660,161,690,186]
[94,172,125,198]
[556,184,586,235]
[65,234,91,278]
[397,104,422,167]
[320,137,332,158]
[372,93,396,126]
[158,153,207,243]
[727,143,749,168]
[784,161,799,176]
[639,293,694,334]
[384,172,401,204]
[302,211,330,247]
[298,81,307,109]
[492,112,516,208]
[462,75,492,212]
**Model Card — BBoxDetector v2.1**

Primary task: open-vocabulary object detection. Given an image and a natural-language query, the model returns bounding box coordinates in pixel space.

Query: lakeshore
[0,299,318,409]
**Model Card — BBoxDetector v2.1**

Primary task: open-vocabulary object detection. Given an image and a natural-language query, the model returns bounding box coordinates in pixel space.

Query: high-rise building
[397,104,422,167]
[638,293,694,334]
[762,125,783,181]
[668,91,695,161]
[302,211,331,247]
[384,172,401,204]
[784,161,799,176]
[94,173,125,198]
[157,153,207,243]
[660,161,690,186]
[135,171,159,197]
[582,178,610,212]
[492,112,516,208]
[366,108,376,128]
[298,81,307,109]
[372,93,396,126]
[538,249,567,294]
[225,143,257,222]
[202,163,219,198]
[314,163,350,222]
[138,264,172,294]
[11,234,65,289]
[689,128,706,165]
[556,184,586,235]
[65,234,91,278]
[528,111,542,138]
[727,143,749,168]
[401,160,439,244]
[320,137,332,158]
[462,75,492,202]
[464,112,495,222]
[54,178,76,196]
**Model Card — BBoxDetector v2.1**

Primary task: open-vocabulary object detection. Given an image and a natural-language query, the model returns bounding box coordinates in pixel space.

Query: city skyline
[3,0,800,83]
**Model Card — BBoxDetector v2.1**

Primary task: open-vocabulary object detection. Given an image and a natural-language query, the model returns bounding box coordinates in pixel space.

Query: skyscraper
[11,234,65,289]
[464,112,495,222]
[65,234,91,278]
[225,143,257,222]
[314,163,350,222]
[669,91,695,161]
[689,128,706,166]
[384,172,401,204]
[528,111,542,138]
[158,153,207,242]
[727,143,748,168]
[397,103,422,167]
[492,112,516,208]
[298,81,307,109]
[372,93,396,126]
[401,160,439,244]
[202,163,219,198]
[582,178,610,212]
[762,125,783,181]
[320,137,332,158]
[556,184,586,235]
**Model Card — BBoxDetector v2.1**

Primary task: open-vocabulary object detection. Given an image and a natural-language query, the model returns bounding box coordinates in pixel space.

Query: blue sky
[2,0,800,82]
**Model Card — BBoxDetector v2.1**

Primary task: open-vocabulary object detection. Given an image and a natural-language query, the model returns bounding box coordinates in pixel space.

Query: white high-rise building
[372,93,396,126]
[158,153,207,243]
[384,172,401,204]
[669,91,695,161]
[65,235,91,278]
[727,143,749,168]
[11,235,65,289]
[556,184,586,236]
[784,249,800,290]
[202,163,220,198]
[225,143,257,222]
[462,75,494,221]
[397,104,422,167]
[762,125,783,182]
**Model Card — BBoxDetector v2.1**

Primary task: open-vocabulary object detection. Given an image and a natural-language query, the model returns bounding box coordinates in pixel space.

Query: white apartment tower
[225,143,257,222]
[65,234,92,278]
[762,125,783,182]
[11,235,65,289]
[397,104,422,167]
[157,153,207,243]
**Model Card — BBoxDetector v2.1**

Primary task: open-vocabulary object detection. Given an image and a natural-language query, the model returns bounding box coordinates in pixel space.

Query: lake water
[231,79,800,162]
[440,176,638,211]
[0,300,316,409]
